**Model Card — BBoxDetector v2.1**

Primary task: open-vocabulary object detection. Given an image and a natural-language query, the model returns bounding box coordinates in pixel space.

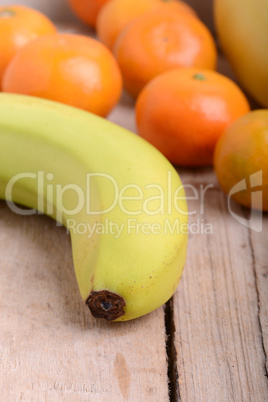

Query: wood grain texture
[250,218,268,374]
[0,202,169,402]
[173,169,268,401]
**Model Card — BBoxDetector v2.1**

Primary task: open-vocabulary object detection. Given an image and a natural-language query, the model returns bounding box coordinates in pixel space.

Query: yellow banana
[214,0,268,108]
[0,93,188,321]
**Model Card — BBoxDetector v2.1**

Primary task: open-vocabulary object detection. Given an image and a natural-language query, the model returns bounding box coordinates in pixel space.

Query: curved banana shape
[0,93,188,321]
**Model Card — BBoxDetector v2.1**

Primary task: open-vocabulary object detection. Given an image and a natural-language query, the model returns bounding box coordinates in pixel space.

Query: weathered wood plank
[173,169,268,401]
[250,216,268,374]
[0,202,169,401]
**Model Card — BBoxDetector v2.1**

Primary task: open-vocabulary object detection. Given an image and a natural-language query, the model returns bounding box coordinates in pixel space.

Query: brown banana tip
[86,290,126,321]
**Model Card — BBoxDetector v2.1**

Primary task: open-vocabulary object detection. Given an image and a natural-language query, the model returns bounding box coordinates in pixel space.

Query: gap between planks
[164,298,180,402]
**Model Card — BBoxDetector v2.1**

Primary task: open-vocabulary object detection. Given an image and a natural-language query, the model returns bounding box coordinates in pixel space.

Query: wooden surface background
[0,0,267,401]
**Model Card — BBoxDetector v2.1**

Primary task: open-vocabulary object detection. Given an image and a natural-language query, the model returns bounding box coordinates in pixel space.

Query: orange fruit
[136,68,250,166]
[214,109,268,211]
[114,10,217,97]
[97,0,197,50]
[68,0,110,28]
[2,33,122,117]
[0,5,56,89]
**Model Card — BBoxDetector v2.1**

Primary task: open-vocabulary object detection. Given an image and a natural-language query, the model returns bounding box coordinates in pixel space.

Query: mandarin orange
[3,33,122,117]
[136,68,250,166]
[114,10,217,97]
[97,0,197,50]
[214,110,268,211]
[0,5,56,89]
[68,0,109,28]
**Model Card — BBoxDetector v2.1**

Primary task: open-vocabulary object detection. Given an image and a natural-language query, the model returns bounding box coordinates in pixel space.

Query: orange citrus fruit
[214,109,268,211]
[2,33,122,117]
[0,5,56,89]
[136,68,250,166]
[114,10,217,97]
[68,0,110,28]
[97,0,197,50]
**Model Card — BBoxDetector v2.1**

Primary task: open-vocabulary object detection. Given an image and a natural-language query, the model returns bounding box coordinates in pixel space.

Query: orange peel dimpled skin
[68,0,110,28]
[114,9,217,97]
[0,5,56,89]
[96,0,197,50]
[2,33,123,117]
[136,68,250,166]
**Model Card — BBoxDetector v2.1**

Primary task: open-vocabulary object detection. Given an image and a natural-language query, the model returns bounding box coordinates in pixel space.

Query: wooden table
[0,5,268,401]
